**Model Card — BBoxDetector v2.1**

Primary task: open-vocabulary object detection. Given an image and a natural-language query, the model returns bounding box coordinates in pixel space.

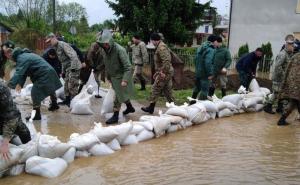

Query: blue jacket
[236,52,261,75]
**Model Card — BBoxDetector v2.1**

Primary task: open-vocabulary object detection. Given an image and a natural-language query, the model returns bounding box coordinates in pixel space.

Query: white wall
[229,0,300,56]
[196,24,213,34]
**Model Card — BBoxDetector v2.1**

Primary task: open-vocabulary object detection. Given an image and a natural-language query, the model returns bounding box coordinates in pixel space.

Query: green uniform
[193,41,215,100]
[0,80,31,143]
[8,48,62,107]
[131,41,148,84]
[212,46,232,89]
[54,41,81,98]
[102,39,135,111]
[149,41,174,103]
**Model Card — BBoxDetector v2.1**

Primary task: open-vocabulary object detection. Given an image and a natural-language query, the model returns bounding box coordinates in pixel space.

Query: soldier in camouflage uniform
[264,35,295,114]
[0,80,31,160]
[86,42,106,98]
[0,41,15,79]
[277,52,300,126]
[141,33,174,114]
[131,35,148,90]
[46,33,83,107]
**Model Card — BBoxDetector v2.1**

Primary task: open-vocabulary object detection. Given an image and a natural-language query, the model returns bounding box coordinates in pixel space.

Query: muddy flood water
[1,96,300,185]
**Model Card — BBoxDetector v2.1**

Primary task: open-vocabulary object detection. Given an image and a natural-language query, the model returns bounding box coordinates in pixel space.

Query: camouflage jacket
[132,41,149,65]
[154,41,174,76]
[272,49,293,83]
[86,42,105,72]
[0,80,20,123]
[54,41,82,73]
[280,52,300,101]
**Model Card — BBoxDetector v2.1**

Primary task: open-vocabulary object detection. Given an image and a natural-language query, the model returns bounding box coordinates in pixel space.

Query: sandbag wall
[0,79,271,179]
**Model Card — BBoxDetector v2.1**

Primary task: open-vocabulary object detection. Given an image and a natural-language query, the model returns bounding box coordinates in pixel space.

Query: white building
[229,0,300,56]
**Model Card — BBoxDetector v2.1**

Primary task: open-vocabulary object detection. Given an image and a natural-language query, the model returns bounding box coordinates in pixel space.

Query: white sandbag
[88,143,114,156]
[186,106,206,124]
[218,108,234,118]
[107,139,121,151]
[245,107,256,112]
[165,107,188,118]
[134,121,153,131]
[62,147,76,164]
[181,119,193,127]
[101,88,115,115]
[242,98,257,108]
[69,133,99,151]
[113,122,133,143]
[212,95,227,111]
[0,147,24,173]
[85,72,98,93]
[150,117,171,137]
[137,130,154,142]
[260,87,271,95]
[70,97,93,115]
[75,150,91,158]
[167,124,184,133]
[245,92,265,98]
[130,124,145,135]
[255,104,264,112]
[208,112,217,119]
[222,94,243,106]
[11,136,22,146]
[55,78,65,100]
[139,115,157,121]
[201,100,218,112]
[25,156,67,178]
[38,135,71,159]
[19,133,40,163]
[238,85,247,94]
[5,164,25,176]
[91,123,119,143]
[160,114,183,124]
[121,135,138,145]
[224,102,238,111]
[249,78,261,92]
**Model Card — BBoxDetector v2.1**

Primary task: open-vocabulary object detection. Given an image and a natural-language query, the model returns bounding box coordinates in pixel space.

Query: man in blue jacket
[236,48,264,90]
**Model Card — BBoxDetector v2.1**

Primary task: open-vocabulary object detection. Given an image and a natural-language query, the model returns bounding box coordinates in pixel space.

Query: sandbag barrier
[0,79,271,179]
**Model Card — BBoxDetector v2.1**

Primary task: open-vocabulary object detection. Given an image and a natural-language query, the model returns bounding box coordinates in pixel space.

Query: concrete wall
[229,0,300,56]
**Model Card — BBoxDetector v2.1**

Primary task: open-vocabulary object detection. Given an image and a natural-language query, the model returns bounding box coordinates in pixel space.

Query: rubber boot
[58,96,71,107]
[264,103,275,114]
[48,102,59,111]
[276,101,283,113]
[221,88,226,97]
[141,102,156,114]
[123,101,135,115]
[189,91,198,105]
[26,107,41,121]
[140,79,146,91]
[277,115,289,126]
[106,111,119,124]
[208,86,215,97]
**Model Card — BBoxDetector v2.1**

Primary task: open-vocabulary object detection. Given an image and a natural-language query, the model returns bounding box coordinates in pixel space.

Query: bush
[238,43,249,58]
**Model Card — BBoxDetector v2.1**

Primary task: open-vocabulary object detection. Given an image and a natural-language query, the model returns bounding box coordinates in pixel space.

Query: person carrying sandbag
[97,30,135,124]
[0,80,31,160]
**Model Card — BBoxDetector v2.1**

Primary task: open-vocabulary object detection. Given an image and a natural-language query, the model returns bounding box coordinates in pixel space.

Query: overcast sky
[62,0,231,26]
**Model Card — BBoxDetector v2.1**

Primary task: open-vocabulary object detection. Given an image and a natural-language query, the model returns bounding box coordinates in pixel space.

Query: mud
[1,96,300,185]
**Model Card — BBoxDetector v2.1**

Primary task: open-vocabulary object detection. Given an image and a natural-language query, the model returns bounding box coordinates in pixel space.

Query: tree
[106,0,210,44]
[238,43,249,58]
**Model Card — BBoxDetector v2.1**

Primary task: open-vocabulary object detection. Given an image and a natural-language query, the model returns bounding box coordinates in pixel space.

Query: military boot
[58,96,71,107]
[140,79,146,91]
[106,111,119,125]
[141,102,156,114]
[264,103,275,114]
[208,86,215,97]
[48,102,59,111]
[26,107,41,121]
[276,101,283,113]
[277,115,289,126]
[123,101,135,115]
[189,91,198,105]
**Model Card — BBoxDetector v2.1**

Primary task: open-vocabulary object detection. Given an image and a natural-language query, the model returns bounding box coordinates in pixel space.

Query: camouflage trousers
[284,98,300,115]
[265,82,289,108]
[0,116,31,144]
[212,74,228,89]
[192,77,211,100]
[149,75,174,103]
[133,65,146,84]
[65,69,80,98]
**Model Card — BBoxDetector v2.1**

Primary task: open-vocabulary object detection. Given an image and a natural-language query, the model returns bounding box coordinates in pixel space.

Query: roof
[0,22,14,32]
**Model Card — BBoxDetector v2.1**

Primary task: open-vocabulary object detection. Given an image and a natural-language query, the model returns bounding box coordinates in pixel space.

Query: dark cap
[1,40,15,49]
[150,33,161,41]
[207,35,220,42]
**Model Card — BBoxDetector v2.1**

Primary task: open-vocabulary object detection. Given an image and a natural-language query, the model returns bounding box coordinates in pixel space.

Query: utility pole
[53,0,56,33]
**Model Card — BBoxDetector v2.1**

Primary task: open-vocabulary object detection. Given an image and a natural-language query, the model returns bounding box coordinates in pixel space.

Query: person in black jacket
[236,48,264,90]
[42,48,62,76]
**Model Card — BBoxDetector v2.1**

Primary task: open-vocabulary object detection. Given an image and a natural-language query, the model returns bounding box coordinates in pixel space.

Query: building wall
[229,0,300,56]
[196,24,213,34]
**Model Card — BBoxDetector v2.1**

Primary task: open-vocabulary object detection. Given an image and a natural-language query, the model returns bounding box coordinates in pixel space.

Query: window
[205,25,209,33]
[296,0,300,13]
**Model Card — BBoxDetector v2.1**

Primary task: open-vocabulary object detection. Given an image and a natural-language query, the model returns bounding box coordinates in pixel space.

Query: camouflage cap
[1,40,15,50]
[45,32,56,43]
[97,29,112,44]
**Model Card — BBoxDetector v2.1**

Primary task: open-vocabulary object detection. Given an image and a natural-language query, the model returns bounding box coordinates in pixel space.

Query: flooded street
[1,97,300,185]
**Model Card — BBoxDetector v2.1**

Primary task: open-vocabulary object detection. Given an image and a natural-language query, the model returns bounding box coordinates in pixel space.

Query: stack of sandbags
[13,84,33,105]
[139,115,171,138]
[212,95,234,118]
[70,90,93,115]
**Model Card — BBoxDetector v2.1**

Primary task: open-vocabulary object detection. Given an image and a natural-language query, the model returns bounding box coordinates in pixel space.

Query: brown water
[1,99,300,185]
